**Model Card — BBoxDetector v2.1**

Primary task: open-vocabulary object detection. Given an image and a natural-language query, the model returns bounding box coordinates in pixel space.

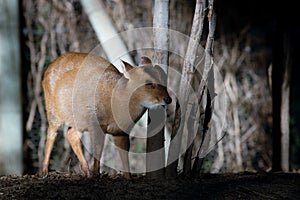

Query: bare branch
[166,0,207,177]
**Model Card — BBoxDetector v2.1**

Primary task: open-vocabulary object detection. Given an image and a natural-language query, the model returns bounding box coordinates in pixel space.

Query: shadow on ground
[1,172,300,199]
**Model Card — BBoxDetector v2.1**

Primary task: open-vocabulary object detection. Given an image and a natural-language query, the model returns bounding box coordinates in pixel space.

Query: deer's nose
[164,96,172,104]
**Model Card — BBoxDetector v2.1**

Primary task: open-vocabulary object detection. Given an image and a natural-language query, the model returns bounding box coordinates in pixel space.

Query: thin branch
[197,0,216,99]
[192,0,217,176]
[166,0,206,177]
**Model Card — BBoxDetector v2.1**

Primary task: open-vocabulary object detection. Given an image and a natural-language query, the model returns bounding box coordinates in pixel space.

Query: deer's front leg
[91,128,105,176]
[113,134,131,179]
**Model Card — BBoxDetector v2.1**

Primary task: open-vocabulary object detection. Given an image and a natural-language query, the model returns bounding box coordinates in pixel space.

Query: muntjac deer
[42,52,172,178]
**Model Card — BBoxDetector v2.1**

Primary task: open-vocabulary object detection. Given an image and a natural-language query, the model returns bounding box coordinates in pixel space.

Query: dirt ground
[0,172,300,199]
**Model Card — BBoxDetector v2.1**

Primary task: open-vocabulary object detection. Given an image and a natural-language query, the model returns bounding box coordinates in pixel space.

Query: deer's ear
[121,60,134,79]
[139,56,152,66]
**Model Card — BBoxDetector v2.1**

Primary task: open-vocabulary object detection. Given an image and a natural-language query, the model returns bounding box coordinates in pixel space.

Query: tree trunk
[80,0,134,67]
[166,0,207,178]
[191,1,217,177]
[146,0,169,179]
[271,18,291,172]
[0,0,22,175]
[280,33,291,172]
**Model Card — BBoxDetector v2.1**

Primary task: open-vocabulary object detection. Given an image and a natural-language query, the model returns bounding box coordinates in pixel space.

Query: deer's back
[42,52,121,131]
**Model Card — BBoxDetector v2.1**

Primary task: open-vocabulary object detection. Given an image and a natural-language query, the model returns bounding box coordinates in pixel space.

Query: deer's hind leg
[67,127,91,176]
[42,120,62,176]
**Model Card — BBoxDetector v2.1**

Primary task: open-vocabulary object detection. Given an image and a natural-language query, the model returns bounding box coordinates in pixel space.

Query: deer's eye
[145,80,155,88]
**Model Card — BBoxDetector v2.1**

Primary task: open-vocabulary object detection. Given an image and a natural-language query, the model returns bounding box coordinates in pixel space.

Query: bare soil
[0,172,299,199]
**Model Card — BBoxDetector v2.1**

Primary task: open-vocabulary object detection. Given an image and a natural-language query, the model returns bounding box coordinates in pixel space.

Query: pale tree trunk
[146,0,169,179]
[80,0,134,67]
[272,20,291,172]
[183,0,217,176]
[191,0,217,177]
[0,0,22,175]
[280,34,290,172]
[166,0,207,178]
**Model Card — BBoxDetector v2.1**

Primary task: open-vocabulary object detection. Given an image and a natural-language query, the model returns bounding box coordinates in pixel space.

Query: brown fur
[42,52,171,178]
